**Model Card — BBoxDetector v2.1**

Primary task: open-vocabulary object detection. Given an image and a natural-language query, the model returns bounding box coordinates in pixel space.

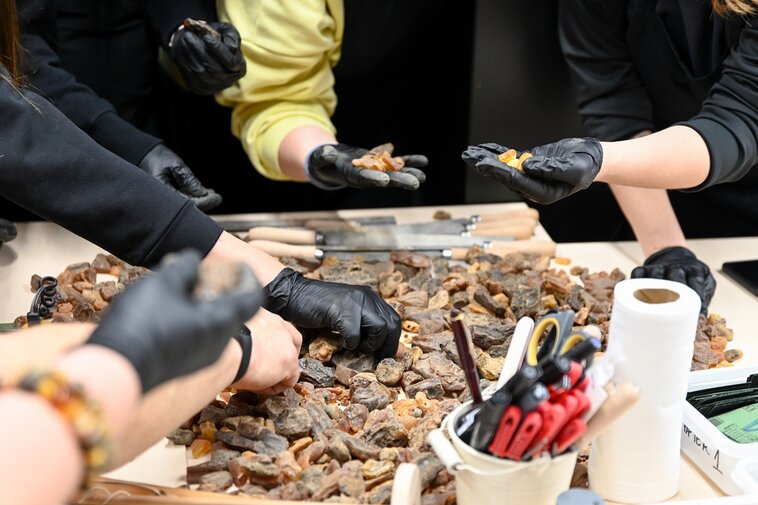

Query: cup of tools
[428,402,578,505]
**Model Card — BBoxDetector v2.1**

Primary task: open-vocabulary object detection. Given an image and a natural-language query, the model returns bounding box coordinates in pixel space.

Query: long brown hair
[0,0,21,84]
[712,0,758,16]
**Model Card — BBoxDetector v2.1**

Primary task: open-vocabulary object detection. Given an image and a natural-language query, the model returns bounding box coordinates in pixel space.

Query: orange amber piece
[498,149,517,164]
[191,438,212,458]
[198,421,217,442]
[517,152,533,170]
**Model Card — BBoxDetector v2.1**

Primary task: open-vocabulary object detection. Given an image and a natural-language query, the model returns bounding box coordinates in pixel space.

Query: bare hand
[232,309,302,394]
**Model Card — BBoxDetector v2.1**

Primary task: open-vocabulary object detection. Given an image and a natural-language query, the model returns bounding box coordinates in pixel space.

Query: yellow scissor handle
[525,314,586,366]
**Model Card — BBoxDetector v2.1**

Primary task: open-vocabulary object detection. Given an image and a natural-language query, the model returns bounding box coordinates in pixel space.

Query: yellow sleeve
[216,0,343,181]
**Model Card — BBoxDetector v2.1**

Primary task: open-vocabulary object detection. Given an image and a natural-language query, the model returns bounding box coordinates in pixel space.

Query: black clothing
[0,65,222,267]
[157,0,475,214]
[559,0,758,232]
[19,0,160,166]
[53,0,215,131]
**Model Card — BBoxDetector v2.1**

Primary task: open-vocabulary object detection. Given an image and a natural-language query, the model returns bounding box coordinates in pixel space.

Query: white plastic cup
[439,402,578,505]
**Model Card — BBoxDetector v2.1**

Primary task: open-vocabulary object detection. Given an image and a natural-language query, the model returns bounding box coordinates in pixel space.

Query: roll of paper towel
[589,278,701,504]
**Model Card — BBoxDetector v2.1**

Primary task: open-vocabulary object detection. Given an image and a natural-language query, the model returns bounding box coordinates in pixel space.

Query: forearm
[598,126,710,188]
[205,231,285,286]
[278,124,337,181]
[609,185,687,257]
[0,323,94,379]
[109,339,241,467]
[0,347,140,505]
[0,391,83,505]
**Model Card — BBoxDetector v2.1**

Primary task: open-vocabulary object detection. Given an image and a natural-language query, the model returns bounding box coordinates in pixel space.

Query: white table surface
[1,203,755,503]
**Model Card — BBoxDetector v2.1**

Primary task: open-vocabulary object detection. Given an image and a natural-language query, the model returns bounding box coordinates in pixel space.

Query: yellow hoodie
[216,0,344,181]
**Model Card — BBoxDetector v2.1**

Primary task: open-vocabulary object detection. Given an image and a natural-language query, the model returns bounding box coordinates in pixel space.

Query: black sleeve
[0,68,222,267]
[18,0,160,166]
[146,0,217,48]
[681,19,758,190]
[559,0,655,141]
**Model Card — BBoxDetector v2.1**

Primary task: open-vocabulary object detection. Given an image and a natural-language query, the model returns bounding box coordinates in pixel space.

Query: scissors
[525,309,594,367]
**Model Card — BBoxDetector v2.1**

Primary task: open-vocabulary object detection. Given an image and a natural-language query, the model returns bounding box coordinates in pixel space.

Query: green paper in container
[710,403,758,444]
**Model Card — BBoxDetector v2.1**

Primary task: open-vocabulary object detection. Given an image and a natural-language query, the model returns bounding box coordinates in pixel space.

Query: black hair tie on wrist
[232,325,252,384]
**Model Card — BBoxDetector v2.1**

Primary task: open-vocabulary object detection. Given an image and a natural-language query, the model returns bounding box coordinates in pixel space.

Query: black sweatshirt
[559,0,758,190]
[18,0,160,166]
[0,65,222,267]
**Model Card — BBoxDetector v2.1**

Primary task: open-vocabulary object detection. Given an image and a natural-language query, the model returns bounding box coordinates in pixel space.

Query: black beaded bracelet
[232,325,252,384]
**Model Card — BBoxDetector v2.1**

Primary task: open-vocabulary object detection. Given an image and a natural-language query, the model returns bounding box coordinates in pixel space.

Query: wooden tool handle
[304,219,357,231]
[391,463,423,505]
[248,240,319,259]
[450,239,557,260]
[470,219,536,240]
[578,382,640,449]
[478,207,539,222]
[246,227,317,244]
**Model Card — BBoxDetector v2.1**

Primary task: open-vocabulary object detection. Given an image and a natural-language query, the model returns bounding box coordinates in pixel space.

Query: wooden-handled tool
[248,218,536,244]
[450,239,557,260]
[466,217,536,238]
[477,207,539,222]
[249,239,557,261]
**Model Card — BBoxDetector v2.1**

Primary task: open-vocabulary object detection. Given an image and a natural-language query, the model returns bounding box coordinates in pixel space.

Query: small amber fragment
[554,256,572,266]
[401,320,420,333]
[498,149,517,164]
[191,438,212,458]
[517,152,533,169]
[199,421,217,442]
[352,143,405,172]
[498,149,531,172]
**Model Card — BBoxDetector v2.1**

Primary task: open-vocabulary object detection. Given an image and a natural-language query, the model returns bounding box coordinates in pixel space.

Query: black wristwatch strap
[232,325,252,384]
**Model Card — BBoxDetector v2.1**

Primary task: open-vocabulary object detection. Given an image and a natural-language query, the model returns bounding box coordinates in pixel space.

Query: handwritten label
[683,423,722,474]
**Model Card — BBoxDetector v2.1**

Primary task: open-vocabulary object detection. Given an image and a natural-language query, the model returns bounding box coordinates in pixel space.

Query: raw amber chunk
[498,149,531,172]
[191,438,212,458]
[498,149,517,164]
[199,421,217,442]
[352,143,405,172]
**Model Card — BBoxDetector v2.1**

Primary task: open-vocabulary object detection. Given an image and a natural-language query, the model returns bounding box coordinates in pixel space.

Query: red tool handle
[488,405,522,458]
[552,418,587,455]
[504,411,542,461]
[524,403,568,459]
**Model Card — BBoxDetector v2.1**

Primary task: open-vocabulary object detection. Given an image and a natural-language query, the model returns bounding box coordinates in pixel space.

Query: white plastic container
[682,365,758,495]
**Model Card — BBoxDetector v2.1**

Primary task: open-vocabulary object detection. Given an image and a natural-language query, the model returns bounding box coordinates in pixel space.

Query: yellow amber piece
[191,438,212,458]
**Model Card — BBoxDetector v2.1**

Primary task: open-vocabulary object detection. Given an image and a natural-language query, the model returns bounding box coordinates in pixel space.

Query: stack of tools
[453,309,637,462]
[226,208,557,261]
[427,309,639,505]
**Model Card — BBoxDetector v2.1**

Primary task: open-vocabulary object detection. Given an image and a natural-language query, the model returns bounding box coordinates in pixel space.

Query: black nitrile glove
[306,144,428,191]
[462,138,603,204]
[0,217,17,244]
[86,250,262,393]
[262,268,401,360]
[631,246,716,314]
[138,144,222,211]
[169,21,246,95]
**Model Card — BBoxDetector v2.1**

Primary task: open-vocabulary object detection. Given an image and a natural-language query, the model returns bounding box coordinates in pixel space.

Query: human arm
[465,12,758,199]
[215,0,339,181]
[0,250,261,505]
[0,65,223,267]
[147,0,246,95]
[0,311,302,469]
[609,182,718,312]
[207,232,401,357]
[0,346,140,505]
[17,2,220,209]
